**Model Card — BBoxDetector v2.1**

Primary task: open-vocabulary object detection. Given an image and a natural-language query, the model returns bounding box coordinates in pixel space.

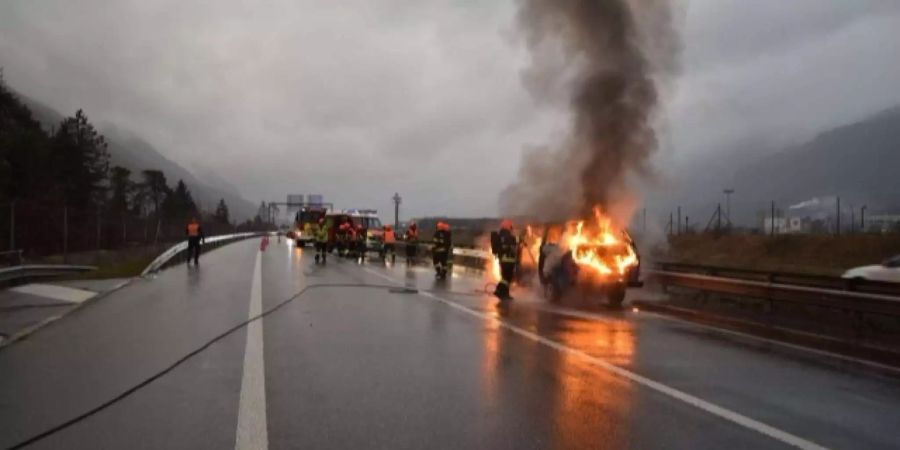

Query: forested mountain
[15,91,256,220]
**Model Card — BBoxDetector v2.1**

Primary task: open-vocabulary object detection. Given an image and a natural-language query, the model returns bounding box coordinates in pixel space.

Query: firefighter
[405,221,419,265]
[185,217,205,266]
[432,221,452,280]
[356,223,367,262]
[494,219,518,300]
[338,221,352,257]
[382,224,397,264]
[314,217,329,264]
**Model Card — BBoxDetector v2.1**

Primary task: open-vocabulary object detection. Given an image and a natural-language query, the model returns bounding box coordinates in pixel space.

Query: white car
[842,255,900,283]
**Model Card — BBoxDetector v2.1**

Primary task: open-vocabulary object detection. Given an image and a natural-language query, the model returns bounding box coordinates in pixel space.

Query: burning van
[536,210,642,308]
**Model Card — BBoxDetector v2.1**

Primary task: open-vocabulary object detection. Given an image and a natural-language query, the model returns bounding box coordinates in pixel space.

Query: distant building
[867,214,900,233]
[761,215,810,234]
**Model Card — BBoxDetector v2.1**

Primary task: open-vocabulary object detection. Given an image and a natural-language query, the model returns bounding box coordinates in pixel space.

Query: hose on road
[4,282,400,450]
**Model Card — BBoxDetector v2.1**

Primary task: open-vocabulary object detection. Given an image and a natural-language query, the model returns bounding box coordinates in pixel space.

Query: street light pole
[861,205,867,232]
[392,193,402,229]
[723,189,735,227]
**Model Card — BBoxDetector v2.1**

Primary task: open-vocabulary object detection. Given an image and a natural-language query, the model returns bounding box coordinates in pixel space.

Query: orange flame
[563,207,637,280]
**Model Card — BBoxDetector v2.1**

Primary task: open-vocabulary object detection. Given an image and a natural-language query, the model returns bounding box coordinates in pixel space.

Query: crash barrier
[1,250,24,266]
[141,232,264,276]
[0,264,97,287]
[649,269,900,336]
[450,247,492,270]
[655,261,900,297]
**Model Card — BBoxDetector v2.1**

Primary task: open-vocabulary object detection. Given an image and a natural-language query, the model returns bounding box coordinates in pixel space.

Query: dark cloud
[2,0,898,220]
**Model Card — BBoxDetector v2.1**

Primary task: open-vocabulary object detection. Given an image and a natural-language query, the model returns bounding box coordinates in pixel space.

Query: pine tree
[1,71,54,203]
[51,109,110,208]
[214,198,230,225]
[141,169,169,217]
[164,179,198,221]
[108,166,134,215]
[258,201,268,224]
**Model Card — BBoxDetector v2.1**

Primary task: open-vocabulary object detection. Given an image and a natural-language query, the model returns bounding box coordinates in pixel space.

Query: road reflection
[480,292,636,449]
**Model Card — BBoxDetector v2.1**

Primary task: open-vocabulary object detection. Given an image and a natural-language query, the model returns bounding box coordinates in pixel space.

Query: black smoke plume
[500,0,680,224]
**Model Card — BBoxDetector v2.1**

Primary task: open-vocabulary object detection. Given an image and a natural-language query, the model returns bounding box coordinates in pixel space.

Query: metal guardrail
[445,254,900,319]
[141,232,264,276]
[649,269,900,319]
[0,264,97,285]
[1,250,24,266]
[655,261,900,296]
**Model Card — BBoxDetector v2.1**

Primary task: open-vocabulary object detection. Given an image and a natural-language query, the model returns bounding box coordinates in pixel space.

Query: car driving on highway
[842,255,900,283]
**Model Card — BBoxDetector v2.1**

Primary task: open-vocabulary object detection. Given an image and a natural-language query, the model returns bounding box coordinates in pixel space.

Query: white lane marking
[235,251,268,450]
[639,310,900,376]
[363,267,829,450]
[9,283,96,303]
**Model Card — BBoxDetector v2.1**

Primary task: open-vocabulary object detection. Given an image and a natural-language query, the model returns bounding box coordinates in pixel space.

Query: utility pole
[677,206,682,235]
[723,189,735,226]
[861,205,867,232]
[685,216,690,234]
[392,193,402,229]
[716,203,722,232]
[770,201,775,236]
[836,196,841,236]
[642,208,647,234]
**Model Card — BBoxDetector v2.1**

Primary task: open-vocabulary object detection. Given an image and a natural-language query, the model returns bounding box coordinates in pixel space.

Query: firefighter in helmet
[314,217,329,264]
[382,224,397,264]
[405,221,419,265]
[338,221,352,257]
[432,221,452,280]
[185,217,205,265]
[493,219,518,300]
[355,223,367,262]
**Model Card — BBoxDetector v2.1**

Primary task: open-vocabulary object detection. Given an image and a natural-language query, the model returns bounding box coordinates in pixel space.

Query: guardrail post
[853,310,865,338]
[96,205,102,251]
[63,205,68,264]
[8,201,14,253]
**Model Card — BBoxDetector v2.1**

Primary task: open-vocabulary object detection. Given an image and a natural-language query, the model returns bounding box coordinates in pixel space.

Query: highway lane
[1,238,899,449]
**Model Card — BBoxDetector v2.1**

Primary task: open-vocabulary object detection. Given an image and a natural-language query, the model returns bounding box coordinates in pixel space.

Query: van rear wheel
[607,283,626,309]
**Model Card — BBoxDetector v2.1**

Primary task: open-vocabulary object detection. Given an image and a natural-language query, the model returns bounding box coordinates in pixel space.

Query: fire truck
[324,209,384,254]
[292,203,332,247]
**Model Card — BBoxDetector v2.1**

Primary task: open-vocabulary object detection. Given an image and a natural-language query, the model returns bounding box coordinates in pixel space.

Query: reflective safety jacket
[406,226,419,242]
[433,230,452,253]
[384,229,396,244]
[314,224,329,243]
[186,222,202,238]
[496,229,518,264]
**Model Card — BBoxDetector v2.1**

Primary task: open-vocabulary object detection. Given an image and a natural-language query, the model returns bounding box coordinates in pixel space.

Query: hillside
[16,92,256,220]
[732,107,900,213]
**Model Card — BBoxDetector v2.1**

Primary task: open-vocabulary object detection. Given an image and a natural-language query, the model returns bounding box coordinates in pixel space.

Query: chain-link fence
[645,198,900,237]
[0,200,250,264]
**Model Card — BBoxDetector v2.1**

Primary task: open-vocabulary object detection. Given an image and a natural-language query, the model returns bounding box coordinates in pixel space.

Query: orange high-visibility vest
[384,229,396,243]
[187,223,200,237]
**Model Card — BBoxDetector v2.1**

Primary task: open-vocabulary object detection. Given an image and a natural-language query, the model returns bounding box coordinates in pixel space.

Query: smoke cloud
[500,0,680,224]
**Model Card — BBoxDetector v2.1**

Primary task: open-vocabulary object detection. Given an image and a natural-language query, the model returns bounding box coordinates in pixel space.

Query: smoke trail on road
[500,0,680,224]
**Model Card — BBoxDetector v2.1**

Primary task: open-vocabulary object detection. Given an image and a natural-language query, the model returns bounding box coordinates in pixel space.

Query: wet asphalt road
[2,238,900,449]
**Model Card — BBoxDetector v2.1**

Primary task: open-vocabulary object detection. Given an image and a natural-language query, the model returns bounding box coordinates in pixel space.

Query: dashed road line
[235,251,268,450]
[363,267,829,450]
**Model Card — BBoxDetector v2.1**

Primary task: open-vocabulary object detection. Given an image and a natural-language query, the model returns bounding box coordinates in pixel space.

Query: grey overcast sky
[2,0,900,219]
